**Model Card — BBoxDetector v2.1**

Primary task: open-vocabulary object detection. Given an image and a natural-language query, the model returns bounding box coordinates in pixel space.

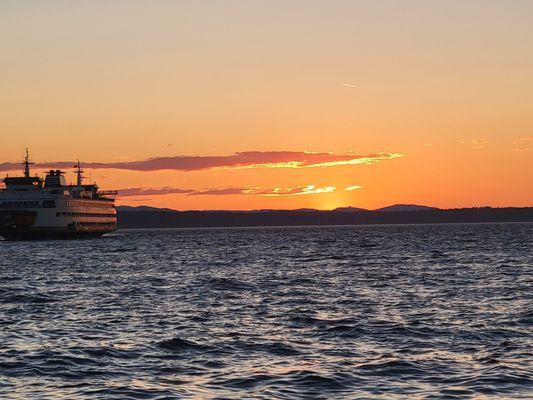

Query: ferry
[0,150,117,240]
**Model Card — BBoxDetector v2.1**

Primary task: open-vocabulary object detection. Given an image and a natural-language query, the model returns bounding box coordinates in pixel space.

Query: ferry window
[43,200,56,208]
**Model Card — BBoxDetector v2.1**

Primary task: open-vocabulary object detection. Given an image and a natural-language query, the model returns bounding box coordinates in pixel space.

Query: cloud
[0,151,405,173]
[457,139,487,150]
[512,136,533,145]
[189,185,336,197]
[119,185,338,197]
[459,139,487,144]
[187,188,245,196]
[118,187,193,196]
[458,139,487,145]
[342,83,358,88]
[264,185,336,196]
[345,185,363,191]
[510,136,533,151]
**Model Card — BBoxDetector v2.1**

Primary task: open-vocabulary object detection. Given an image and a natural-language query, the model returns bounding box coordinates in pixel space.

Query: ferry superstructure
[0,150,117,240]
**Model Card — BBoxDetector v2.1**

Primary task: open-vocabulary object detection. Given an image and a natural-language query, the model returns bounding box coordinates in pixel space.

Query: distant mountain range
[374,204,440,212]
[332,204,439,212]
[117,205,177,212]
[116,205,533,229]
[117,203,438,213]
[332,206,369,212]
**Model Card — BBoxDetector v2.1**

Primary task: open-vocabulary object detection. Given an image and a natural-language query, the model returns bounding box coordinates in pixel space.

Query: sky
[0,0,532,210]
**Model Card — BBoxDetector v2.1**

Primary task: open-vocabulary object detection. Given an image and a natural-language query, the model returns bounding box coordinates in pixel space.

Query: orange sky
[1,1,532,210]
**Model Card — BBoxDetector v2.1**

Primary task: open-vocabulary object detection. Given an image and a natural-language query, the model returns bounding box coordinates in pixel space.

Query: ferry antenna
[73,159,85,187]
[22,148,35,178]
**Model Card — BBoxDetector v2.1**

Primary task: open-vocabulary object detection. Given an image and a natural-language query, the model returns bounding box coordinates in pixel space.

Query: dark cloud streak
[117,187,193,196]
[0,151,404,172]
[118,185,339,197]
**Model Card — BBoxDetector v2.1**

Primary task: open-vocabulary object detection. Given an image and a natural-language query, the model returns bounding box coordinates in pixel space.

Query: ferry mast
[22,148,34,178]
[74,160,84,187]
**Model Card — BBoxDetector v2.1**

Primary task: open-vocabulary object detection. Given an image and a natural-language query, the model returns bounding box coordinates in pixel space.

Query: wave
[157,336,210,352]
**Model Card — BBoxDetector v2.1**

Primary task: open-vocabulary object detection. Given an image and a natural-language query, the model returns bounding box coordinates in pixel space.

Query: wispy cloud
[457,138,487,150]
[512,136,533,145]
[345,185,363,191]
[510,136,533,152]
[263,185,336,196]
[458,139,487,145]
[0,151,405,172]
[117,187,193,196]
[342,83,358,88]
[186,188,245,196]
[119,185,338,197]
[188,185,337,197]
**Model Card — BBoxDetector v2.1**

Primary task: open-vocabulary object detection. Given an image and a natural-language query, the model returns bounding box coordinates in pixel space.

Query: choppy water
[1,223,532,399]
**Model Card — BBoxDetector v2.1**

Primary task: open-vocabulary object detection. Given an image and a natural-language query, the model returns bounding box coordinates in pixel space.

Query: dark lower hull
[0,228,113,241]
[0,210,116,241]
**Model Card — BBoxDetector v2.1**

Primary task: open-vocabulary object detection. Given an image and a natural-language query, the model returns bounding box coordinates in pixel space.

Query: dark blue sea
[1,223,532,399]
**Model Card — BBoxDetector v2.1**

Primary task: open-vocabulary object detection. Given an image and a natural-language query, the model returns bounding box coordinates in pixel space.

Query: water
[1,223,532,399]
